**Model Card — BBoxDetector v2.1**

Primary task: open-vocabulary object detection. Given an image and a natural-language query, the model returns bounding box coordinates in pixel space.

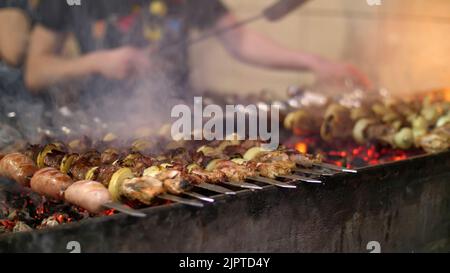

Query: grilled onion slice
[85,167,99,180]
[243,147,270,161]
[60,154,78,174]
[143,166,162,178]
[36,144,63,168]
[394,128,414,150]
[109,168,134,201]
[353,119,377,144]
[205,159,224,172]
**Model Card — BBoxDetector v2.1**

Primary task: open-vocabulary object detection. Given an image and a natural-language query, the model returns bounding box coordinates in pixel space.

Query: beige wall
[189,0,450,98]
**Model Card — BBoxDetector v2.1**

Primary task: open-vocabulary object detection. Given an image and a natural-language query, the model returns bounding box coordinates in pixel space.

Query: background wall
[189,0,450,98]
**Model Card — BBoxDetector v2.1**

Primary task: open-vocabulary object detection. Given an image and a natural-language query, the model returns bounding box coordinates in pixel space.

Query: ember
[0,187,97,234]
[288,136,423,169]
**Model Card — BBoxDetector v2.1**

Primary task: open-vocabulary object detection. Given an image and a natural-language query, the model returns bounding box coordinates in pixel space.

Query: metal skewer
[277,174,322,184]
[247,176,297,189]
[183,192,215,203]
[294,167,334,177]
[313,162,358,173]
[194,183,237,195]
[102,202,146,217]
[158,194,204,208]
[221,181,263,190]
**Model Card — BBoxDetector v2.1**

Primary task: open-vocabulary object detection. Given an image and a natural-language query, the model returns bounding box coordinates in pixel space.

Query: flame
[295,142,308,154]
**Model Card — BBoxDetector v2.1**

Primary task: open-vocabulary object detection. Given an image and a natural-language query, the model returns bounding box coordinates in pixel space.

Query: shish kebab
[26,140,317,202]
[197,148,322,185]
[0,153,145,217]
[147,139,329,189]
[193,139,353,181]
[24,144,207,207]
[30,143,225,203]
[6,137,356,214]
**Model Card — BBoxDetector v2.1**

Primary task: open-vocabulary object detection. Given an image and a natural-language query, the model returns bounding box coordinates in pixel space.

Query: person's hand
[93,47,151,80]
[312,59,372,90]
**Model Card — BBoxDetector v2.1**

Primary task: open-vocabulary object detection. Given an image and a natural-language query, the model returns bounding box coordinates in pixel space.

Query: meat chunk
[215,160,257,182]
[0,153,38,186]
[121,176,164,205]
[30,168,73,200]
[65,180,112,213]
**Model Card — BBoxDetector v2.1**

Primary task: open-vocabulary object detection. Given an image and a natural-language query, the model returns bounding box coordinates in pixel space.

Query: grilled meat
[69,151,101,181]
[30,168,73,200]
[213,160,258,182]
[185,165,226,184]
[43,150,66,169]
[94,165,120,187]
[250,161,295,179]
[119,153,153,176]
[100,148,121,165]
[65,180,112,213]
[153,169,192,195]
[23,144,42,163]
[121,176,164,205]
[0,153,38,187]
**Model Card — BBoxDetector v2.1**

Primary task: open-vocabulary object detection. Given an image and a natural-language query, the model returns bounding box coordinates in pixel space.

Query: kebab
[194,143,327,186]
[0,153,145,217]
[31,143,229,202]
[30,145,210,206]
[107,167,206,207]
[198,138,342,173]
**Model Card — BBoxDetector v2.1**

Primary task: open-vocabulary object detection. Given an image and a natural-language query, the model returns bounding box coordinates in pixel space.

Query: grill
[1,88,450,252]
[1,149,449,253]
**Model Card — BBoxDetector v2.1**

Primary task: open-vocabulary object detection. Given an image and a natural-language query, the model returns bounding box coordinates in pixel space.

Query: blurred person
[0,0,46,151]
[25,0,371,120]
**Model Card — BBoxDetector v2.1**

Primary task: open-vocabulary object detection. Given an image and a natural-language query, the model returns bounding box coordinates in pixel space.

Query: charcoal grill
[1,150,449,253]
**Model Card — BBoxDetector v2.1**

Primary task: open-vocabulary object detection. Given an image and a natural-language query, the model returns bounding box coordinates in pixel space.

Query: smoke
[0,53,186,153]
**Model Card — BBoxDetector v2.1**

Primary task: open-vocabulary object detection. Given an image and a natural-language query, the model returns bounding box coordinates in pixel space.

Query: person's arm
[25,25,149,92]
[25,25,102,92]
[216,13,371,88]
[0,8,31,67]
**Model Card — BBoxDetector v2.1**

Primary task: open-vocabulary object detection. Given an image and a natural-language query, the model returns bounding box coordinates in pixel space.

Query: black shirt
[33,0,228,119]
[0,0,29,10]
[34,0,227,83]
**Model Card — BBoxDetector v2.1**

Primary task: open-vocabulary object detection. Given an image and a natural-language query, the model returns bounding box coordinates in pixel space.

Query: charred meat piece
[23,144,42,163]
[69,151,101,181]
[95,165,120,187]
[119,153,153,176]
[100,148,121,165]
[121,176,164,205]
[153,169,192,195]
[163,178,192,195]
[43,150,66,169]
